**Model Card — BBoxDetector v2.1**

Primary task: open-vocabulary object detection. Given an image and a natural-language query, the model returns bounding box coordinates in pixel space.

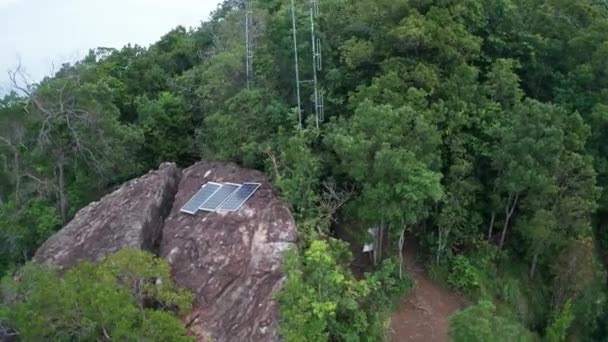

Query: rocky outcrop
[33,160,298,341]
[34,163,180,268]
[160,161,297,342]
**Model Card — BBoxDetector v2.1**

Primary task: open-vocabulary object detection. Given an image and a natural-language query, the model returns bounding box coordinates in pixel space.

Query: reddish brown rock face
[33,161,297,342]
[34,163,180,268]
[161,161,297,342]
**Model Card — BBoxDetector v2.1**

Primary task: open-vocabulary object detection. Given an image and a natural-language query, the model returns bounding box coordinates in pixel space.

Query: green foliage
[326,98,443,254]
[0,200,61,278]
[276,240,369,342]
[447,255,481,295]
[137,92,196,166]
[0,248,192,341]
[202,89,292,168]
[449,301,536,342]
[271,124,325,244]
[364,258,413,312]
[276,240,411,342]
[544,301,574,342]
[3,0,608,339]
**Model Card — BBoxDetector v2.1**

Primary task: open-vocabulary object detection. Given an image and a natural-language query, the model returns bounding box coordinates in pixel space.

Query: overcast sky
[0,0,222,94]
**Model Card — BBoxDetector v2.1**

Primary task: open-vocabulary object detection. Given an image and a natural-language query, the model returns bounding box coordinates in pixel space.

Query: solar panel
[180,182,222,214]
[199,183,241,211]
[218,183,261,211]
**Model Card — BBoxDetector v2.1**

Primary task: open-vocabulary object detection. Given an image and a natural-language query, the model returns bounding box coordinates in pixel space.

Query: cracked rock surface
[34,162,180,268]
[161,161,297,342]
[33,161,297,342]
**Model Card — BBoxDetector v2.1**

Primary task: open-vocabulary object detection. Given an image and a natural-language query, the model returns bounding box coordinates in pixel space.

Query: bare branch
[7,59,33,97]
[318,182,354,226]
[264,147,281,181]
[0,136,16,151]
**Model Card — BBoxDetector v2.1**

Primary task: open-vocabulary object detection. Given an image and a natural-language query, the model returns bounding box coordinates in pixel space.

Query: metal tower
[291,0,324,129]
[245,0,254,89]
[309,0,324,127]
[290,0,303,129]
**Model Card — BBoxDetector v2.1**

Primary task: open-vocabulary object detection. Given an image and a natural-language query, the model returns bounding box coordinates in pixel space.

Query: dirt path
[390,239,468,342]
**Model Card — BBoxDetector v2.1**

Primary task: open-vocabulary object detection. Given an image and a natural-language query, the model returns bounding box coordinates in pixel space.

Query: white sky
[0,0,223,94]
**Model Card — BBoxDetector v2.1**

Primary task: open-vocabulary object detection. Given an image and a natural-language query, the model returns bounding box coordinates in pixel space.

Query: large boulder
[34,163,180,268]
[160,161,297,342]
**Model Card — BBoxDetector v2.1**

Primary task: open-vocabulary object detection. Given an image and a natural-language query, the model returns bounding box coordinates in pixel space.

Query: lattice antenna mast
[309,0,324,128]
[245,0,254,89]
[290,0,303,129]
[291,0,324,129]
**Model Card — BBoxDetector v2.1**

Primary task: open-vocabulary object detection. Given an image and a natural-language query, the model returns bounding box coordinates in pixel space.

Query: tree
[276,239,409,341]
[268,122,325,244]
[545,300,574,342]
[137,92,196,167]
[327,99,443,268]
[202,89,291,168]
[276,240,370,342]
[1,0,608,339]
[0,93,28,208]
[491,100,565,249]
[1,249,192,341]
[449,301,535,342]
[0,200,61,278]
[9,67,141,223]
[551,238,602,309]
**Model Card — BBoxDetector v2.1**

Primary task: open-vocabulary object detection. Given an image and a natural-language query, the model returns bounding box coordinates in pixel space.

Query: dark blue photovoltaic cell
[180,183,221,214]
[199,183,240,211]
[218,183,261,211]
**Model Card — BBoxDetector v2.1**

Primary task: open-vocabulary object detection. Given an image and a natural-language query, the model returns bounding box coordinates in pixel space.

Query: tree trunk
[436,227,450,264]
[399,228,406,279]
[57,152,68,224]
[499,194,513,249]
[499,222,508,249]
[499,193,519,249]
[487,212,495,240]
[372,222,379,267]
[14,151,22,207]
[376,219,384,266]
[436,229,443,265]
[530,252,539,279]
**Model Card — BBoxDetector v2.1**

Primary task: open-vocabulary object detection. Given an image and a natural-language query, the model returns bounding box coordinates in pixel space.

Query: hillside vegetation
[2,0,608,340]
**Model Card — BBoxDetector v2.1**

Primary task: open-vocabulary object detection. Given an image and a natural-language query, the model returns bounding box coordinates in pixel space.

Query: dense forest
[2,0,608,340]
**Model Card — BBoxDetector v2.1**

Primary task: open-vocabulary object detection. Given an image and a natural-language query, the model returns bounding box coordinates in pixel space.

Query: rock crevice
[34,162,180,267]
[34,161,297,342]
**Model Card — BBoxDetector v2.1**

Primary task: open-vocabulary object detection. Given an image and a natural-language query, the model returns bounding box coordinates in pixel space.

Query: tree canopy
[0,249,192,341]
[2,0,608,340]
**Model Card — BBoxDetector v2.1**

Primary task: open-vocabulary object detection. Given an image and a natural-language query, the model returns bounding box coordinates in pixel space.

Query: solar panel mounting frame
[217,182,261,212]
[199,182,241,212]
[179,182,222,215]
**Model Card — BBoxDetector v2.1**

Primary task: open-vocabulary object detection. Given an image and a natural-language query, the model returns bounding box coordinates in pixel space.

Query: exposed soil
[333,222,468,342]
[390,239,469,342]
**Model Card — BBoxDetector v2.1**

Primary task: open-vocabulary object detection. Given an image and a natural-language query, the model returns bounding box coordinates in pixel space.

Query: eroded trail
[390,240,468,342]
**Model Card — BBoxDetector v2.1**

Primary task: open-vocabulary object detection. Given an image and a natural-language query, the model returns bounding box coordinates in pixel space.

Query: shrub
[0,248,193,341]
[448,255,480,295]
[449,301,535,342]
[276,240,412,341]
[545,300,574,342]
[365,258,412,312]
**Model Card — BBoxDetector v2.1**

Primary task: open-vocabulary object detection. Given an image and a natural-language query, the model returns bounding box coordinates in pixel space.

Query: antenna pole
[291,0,303,130]
[245,0,254,89]
[309,0,319,129]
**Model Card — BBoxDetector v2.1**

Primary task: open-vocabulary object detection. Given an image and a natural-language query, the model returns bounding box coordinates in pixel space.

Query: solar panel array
[218,183,261,211]
[180,181,261,215]
[199,183,240,211]
[180,182,221,214]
